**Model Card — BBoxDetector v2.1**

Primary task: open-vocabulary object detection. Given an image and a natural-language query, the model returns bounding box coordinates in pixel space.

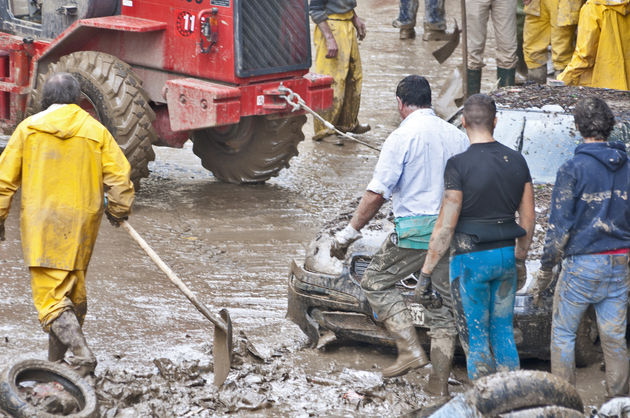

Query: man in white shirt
[331,75,468,392]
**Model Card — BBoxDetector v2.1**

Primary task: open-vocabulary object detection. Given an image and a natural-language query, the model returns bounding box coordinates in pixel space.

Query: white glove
[330,224,362,259]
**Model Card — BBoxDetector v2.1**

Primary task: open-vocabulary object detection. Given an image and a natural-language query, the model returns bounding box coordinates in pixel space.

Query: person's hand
[515,258,527,291]
[330,224,362,259]
[105,211,128,228]
[523,0,532,5]
[415,271,443,309]
[530,268,554,306]
[0,221,5,241]
[324,34,338,58]
[352,14,366,40]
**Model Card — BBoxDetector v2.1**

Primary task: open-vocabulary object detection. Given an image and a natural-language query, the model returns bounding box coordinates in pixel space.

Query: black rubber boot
[50,310,97,377]
[48,333,68,362]
[382,312,429,378]
[466,69,482,96]
[527,65,547,84]
[426,336,456,397]
[497,67,516,88]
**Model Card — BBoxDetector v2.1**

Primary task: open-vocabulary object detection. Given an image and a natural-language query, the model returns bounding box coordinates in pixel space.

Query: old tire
[466,371,584,415]
[191,114,306,184]
[0,359,98,418]
[575,306,602,367]
[30,51,156,185]
[500,405,585,417]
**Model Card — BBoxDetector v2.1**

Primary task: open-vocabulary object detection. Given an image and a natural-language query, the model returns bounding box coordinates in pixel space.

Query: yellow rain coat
[0,104,134,271]
[558,0,630,89]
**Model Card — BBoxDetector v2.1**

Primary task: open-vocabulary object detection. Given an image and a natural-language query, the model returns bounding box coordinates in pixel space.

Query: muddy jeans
[397,0,444,30]
[450,246,519,380]
[551,254,629,397]
[361,233,456,338]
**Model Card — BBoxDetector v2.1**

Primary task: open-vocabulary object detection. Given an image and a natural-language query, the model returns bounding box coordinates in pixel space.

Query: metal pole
[461,0,468,98]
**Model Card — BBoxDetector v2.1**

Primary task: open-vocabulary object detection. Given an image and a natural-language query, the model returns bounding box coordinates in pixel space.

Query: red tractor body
[0,0,333,183]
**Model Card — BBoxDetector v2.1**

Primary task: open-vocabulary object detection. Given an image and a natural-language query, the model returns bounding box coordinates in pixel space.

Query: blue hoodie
[541,141,630,269]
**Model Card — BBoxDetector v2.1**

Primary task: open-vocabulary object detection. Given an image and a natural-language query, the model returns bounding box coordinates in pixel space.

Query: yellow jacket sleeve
[102,130,134,218]
[0,126,25,222]
[558,4,601,85]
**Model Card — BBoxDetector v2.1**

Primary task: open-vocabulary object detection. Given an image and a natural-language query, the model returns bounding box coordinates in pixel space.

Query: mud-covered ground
[0,0,613,416]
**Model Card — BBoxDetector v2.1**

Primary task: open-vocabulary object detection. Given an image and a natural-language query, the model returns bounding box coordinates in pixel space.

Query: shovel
[431,19,460,64]
[121,220,233,386]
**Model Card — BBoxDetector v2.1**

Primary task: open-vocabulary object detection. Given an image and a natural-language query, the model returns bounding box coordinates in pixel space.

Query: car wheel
[499,405,585,417]
[0,359,98,418]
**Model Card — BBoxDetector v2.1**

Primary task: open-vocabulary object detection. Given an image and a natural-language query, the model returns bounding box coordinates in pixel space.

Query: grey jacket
[309,0,357,24]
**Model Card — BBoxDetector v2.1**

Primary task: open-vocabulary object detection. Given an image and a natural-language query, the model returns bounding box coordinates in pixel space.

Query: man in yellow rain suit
[0,73,134,377]
[558,0,630,90]
[523,0,585,83]
[310,0,371,144]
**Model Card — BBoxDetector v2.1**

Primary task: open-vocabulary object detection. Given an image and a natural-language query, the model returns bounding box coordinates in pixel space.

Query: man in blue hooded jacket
[531,97,630,397]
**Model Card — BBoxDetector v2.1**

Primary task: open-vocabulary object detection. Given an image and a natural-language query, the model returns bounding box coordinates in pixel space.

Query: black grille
[234,0,311,78]
[351,257,371,282]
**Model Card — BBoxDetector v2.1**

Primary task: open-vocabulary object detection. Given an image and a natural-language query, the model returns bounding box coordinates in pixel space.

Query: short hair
[463,94,496,132]
[396,75,431,108]
[41,72,81,110]
[573,97,615,141]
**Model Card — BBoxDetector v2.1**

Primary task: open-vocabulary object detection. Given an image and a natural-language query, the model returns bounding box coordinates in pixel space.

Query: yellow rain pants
[313,11,363,139]
[558,0,630,90]
[30,267,86,331]
[523,0,584,71]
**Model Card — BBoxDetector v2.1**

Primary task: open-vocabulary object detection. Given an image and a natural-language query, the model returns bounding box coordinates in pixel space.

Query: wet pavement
[0,0,613,415]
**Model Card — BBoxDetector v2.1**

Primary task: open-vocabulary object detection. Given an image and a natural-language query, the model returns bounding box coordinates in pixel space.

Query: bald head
[41,72,81,110]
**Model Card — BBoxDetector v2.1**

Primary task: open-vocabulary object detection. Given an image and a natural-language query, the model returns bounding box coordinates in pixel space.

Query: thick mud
[0,0,614,415]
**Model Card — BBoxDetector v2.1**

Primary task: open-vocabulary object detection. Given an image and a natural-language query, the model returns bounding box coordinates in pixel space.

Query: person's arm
[352,11,366,40]
[102,130,134,225]
[350,191,385,231]
[421,190,463,275]
[557,4,600,86]
[515,182,535,260]
[0,126,25,240]
[310,0,338,58]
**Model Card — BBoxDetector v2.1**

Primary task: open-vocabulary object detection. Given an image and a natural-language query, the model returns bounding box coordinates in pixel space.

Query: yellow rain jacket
[524,0,584,25]
[558,0,630,90]
[0,104,134,270]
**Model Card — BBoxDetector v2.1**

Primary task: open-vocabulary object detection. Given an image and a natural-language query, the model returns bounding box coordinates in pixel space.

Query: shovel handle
[121,220,228,333]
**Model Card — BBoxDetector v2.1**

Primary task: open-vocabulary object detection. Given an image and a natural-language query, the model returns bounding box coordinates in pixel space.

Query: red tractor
[0,0,333,184]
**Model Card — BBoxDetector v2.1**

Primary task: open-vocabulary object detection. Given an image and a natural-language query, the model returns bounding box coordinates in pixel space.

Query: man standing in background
[394,0,450,40]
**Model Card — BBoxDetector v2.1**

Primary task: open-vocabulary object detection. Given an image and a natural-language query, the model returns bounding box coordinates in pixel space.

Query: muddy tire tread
[29,51,156,184]
[191,115,306,184]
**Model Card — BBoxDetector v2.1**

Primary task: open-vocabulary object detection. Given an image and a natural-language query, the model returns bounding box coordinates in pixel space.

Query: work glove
[0,221,4,241]
[530,268,554,306]
[105,211,128,228]
[515,258,527,291]
[330,224,362,260]
[414,271,443,310]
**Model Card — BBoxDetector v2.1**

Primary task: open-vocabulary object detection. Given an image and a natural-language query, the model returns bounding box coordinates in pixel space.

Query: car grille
[351,257,371,282]
[234,0,311,77]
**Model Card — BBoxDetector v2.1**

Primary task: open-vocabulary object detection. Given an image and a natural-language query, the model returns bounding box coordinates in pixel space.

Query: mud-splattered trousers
[397,0,445,31]
[523,0,583,71]
[361,233,457,339]
[466,0,518,70]
[551,253,629,397]
[313,11,362,139]
[450,246,519,380]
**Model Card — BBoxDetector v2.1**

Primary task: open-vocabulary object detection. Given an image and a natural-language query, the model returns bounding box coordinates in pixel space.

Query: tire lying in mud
[30,51,157,185]
[431,370,583,417]
[500,405,586,417]
[0,359,98,418]
[191,114,307,184]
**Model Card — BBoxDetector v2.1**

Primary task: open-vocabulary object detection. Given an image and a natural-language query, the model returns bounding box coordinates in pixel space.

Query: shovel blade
[434,67,464,120]
[431,20,460,64]
[213,308,233,386]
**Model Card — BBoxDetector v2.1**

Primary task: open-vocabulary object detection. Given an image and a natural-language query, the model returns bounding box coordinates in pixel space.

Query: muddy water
[0,0,610,415]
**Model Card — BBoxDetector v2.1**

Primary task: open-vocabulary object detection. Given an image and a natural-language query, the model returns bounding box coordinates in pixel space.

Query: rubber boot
[497,68,516,88]
[382,312,430,378]
[50,310,97,377]
[426,336,456,397]
[48,333,68,362]
[466,69,482,96]
[527,65,547,84]
[400,28,416,39]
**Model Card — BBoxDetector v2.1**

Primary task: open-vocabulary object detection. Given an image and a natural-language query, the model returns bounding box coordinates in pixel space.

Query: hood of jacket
[575,141,628,171]
[592,0,630,14]
[27,104,95,140]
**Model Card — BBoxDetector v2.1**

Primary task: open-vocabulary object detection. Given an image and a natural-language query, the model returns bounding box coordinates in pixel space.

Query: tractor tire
[575,306,602,367]
[0,359,98,418]
[191,114,307,184]
[30,51,156,185]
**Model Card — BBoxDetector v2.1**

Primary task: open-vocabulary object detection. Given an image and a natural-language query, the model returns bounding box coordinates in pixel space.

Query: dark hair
[463,94,496,132]
[396,75,431,108]
[41,72,81,110]
[573,97,615,140]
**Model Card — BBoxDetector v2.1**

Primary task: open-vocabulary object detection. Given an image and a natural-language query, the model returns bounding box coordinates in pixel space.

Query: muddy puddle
[0,0,614,415]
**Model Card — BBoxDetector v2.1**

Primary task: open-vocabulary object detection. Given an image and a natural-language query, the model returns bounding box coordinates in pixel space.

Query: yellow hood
[27,104,99,141]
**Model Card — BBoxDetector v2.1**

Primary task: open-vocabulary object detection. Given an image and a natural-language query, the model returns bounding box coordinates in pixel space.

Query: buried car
[288,85,630,365]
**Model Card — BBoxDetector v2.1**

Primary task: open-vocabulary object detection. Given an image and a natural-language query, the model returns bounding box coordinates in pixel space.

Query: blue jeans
[450,246,519,380]
[424,0,445,30]
[551,254,629,397]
